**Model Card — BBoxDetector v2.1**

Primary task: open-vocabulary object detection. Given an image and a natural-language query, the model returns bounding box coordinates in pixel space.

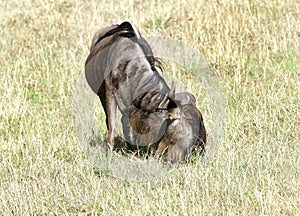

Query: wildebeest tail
[93,21,141,47]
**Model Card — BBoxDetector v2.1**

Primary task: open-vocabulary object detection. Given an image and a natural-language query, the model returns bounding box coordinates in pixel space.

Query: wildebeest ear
[175,92,196,105]
[157,100,180,120]
[166,100,180,120]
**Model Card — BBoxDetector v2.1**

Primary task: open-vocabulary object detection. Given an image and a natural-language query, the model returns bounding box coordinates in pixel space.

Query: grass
[1,0,299,214]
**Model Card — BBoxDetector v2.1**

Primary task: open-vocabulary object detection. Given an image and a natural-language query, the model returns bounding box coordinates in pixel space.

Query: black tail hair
[94,21,137,46]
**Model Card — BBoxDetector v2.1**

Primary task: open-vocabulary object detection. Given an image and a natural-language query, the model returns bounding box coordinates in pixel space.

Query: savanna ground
[1,0,300,215]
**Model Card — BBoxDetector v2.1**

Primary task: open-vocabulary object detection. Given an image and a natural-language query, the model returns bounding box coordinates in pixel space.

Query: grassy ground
[1,0,299,215]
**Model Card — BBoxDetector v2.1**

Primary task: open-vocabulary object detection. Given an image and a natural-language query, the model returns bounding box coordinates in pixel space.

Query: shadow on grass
[89,135,164,161]
[86,134,174,181]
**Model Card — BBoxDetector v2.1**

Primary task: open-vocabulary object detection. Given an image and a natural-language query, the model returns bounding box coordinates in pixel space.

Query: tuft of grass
[1,0,299,215]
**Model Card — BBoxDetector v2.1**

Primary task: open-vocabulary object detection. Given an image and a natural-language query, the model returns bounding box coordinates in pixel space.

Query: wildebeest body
[85,21,206,163]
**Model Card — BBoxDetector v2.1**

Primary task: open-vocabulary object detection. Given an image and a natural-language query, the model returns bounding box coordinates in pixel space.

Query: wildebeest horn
[168,82,176,99]
[175,92,196,105]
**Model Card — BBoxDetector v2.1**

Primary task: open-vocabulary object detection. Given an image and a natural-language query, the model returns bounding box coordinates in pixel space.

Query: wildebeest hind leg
[98,83,118,150]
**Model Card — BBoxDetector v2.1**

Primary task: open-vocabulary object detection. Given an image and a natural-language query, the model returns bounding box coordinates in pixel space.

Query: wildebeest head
[129,89,206,163]
[163,92,206,163]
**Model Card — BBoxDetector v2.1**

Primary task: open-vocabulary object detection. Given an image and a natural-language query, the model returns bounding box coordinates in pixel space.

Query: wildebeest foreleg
[121,114,131,144]
[154,139,168,159]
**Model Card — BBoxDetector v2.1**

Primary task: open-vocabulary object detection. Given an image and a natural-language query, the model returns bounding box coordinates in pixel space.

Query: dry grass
[1,0,299,215]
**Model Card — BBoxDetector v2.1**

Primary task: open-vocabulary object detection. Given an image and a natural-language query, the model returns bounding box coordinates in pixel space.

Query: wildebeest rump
[85,21,206,163]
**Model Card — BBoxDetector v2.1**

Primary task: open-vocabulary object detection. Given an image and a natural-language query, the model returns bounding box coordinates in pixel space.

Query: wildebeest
[85,21,206,163]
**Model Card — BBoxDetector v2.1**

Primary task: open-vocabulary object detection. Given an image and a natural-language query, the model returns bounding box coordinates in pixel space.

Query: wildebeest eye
[155,108,168,115]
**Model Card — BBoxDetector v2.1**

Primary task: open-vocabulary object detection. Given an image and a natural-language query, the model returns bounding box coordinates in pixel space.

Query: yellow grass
[1,0,299,214]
